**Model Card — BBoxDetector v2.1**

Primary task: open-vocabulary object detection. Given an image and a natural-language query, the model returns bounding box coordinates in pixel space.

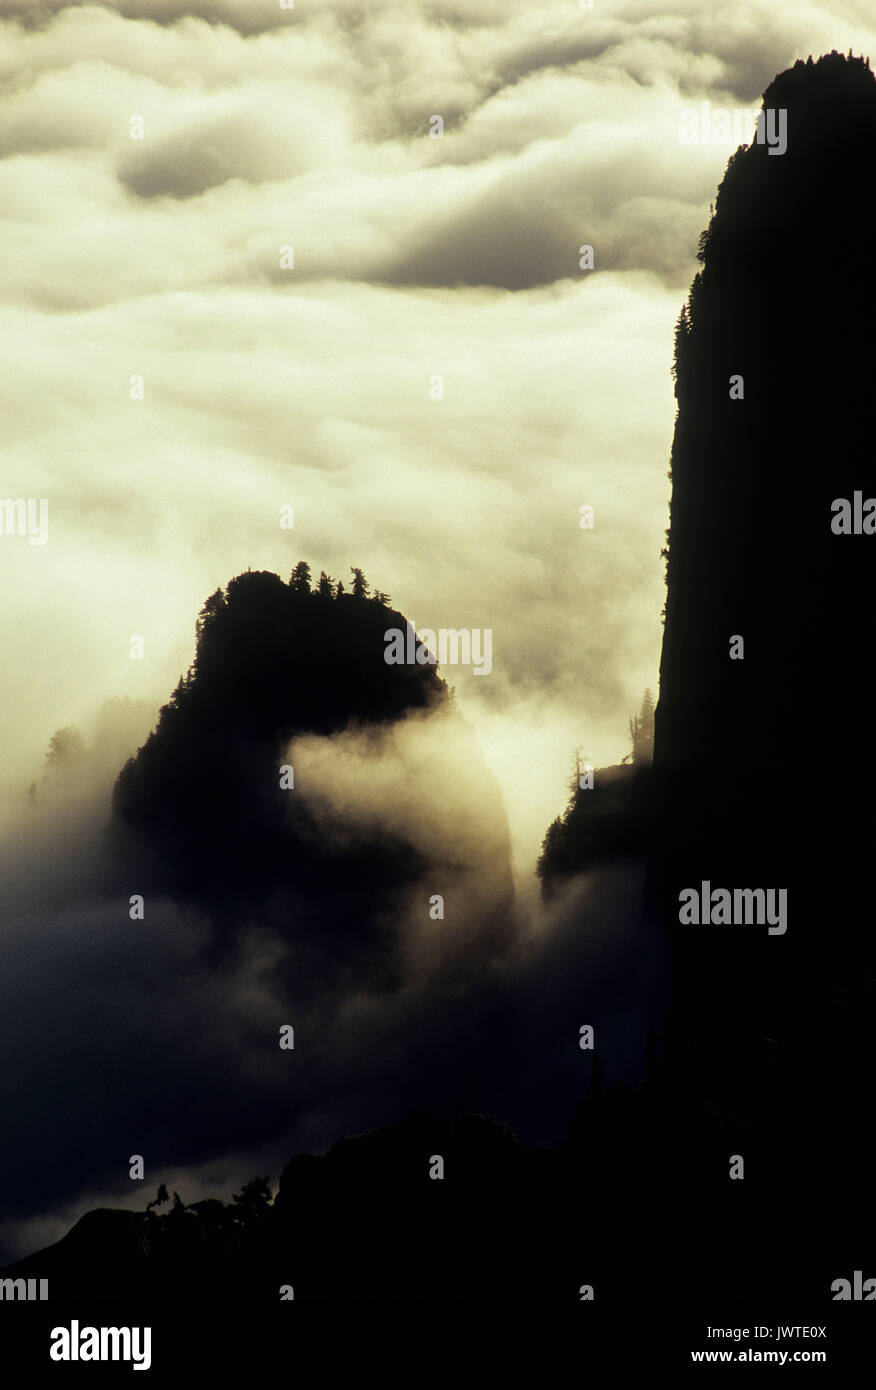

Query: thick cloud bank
[0,689,661,1264]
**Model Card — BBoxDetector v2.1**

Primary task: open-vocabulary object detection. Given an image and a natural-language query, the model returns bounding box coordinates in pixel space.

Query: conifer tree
[289,561,312,594]
[350,567,370,599]
[628,689,655,765]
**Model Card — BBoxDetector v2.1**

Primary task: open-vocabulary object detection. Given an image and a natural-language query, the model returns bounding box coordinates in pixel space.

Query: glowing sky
[2,0,874,865]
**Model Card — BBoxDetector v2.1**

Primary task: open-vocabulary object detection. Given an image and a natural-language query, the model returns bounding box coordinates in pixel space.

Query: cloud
[0,271,676,817]
[1,0,875,1265]
[0,704,661,1265]
[117,91,353,199]
[3,0,870,298]
[287,706,516,974]
[1,1,297,37]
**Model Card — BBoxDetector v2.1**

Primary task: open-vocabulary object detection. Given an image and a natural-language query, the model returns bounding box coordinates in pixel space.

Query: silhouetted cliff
[537,691,655,895]
[113,569,441,904]
[538,763,651,897]
[652,52,876,1207]
[109,566,515,972]
[7,59,876,1348]
[656,51,876,909]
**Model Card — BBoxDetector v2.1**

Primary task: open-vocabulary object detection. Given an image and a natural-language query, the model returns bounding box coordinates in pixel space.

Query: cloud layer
[2,0,874,1263]
[0,701,661,1264]
[5,0,872,830]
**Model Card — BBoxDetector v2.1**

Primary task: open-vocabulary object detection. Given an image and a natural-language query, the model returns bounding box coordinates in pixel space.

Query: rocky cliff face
[110,568,516,979]
[652,55,876,1196]
[656,51,876,903]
